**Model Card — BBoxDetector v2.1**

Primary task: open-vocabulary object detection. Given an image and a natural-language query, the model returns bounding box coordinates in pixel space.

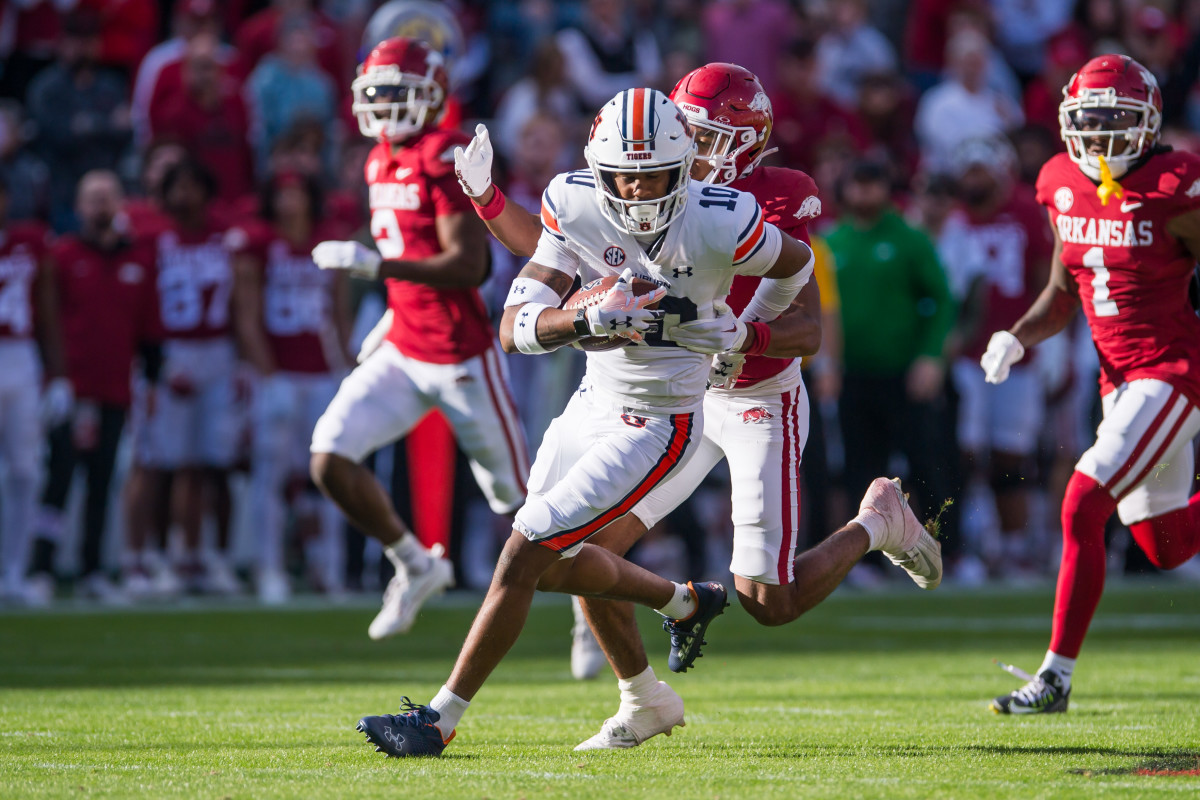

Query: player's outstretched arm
[312,214,489,288]
[1007,230,1079,349]
[455,123,542,257]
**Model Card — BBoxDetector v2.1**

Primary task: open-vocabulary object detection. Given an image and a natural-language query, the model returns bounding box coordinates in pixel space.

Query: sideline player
[950,136,1053,576]
[354,88,919,759]
[983,55,1200,713]
[455,64,943,749]
[231,171,353,604]
[130,159,241,594]
[309,37,530,639]
[0,177,71,604]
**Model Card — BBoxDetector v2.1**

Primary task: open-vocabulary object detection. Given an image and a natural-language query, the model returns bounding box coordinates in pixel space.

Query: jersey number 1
[1083,246,1118,317]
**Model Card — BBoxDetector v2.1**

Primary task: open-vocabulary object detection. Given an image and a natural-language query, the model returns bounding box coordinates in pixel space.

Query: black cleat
[357,697,453,757]
[663,581,728,673]
[989,662,1070,714]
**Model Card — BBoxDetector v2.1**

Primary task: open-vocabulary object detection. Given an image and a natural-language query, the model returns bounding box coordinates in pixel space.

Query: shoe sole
[881,480,943,590]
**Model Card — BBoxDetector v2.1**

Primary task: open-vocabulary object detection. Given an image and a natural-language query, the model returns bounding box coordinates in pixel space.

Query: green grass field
[2,580,1199,799]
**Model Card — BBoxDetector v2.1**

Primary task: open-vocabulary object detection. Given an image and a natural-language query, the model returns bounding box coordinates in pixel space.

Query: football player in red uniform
[0,176,70,604]
[949,136,1054,576]
[454,63,941,749]
[309,38,530,639]
[983,55,1200,713]
[232,171,353,604]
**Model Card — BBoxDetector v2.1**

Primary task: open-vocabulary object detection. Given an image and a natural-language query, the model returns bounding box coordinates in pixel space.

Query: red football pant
[1051,471,1200,658]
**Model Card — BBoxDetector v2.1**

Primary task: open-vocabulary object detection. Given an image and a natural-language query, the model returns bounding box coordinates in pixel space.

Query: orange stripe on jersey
[540,200,561,233]
[632,88,646,151]
[734,216,765,262]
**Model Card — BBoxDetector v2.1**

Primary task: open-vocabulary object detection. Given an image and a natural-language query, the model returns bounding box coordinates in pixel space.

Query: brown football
[562,275,661,352]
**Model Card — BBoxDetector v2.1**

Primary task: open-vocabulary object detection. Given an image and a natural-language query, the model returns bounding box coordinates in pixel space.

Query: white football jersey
[530,169,783,412]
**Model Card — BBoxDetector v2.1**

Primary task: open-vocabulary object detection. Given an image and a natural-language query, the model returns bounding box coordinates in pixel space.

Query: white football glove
[258,374,298,422]
[584,267,668,342]
[357,308,393,364]
[708,352,746,390]
[669,301,748,355]
[312,240,382,280]
[980,330,1026,384]
[40,377,74,428]
[454,123,494,199]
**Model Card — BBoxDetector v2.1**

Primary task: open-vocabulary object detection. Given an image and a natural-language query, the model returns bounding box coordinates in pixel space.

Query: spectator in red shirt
[77,0,159,80]
[131,0,239,147]
[29,170,161,603]
[148,32,254,202]
[772,39,868,176]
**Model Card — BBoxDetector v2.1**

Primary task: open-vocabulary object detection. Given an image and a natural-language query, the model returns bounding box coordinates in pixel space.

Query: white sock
[617,666,659,707]
[1038,651,1076,691]
[655,582,696,619]
[429,685,469,739]
[850,510,885,551]
[386,534,432,574]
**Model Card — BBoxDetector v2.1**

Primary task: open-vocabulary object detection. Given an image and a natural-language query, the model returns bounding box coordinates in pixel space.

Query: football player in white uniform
[356,88,820,757]
[454,64,944,751]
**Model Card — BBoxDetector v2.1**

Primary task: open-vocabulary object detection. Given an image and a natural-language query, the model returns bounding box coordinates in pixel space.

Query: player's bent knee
[735,578,801,627]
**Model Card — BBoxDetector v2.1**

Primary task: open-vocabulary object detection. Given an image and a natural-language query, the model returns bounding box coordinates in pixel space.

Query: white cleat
[257,569,291,606]
[368,543,454,640]
[857,477,942,590]
[200,553,243,596]
[571,597,608,680]
[574,682,685,751]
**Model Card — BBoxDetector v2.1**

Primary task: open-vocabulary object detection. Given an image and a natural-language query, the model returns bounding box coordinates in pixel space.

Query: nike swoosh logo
[395,167,413,180]
[723,327,737,333]
[1120,200,1143,212]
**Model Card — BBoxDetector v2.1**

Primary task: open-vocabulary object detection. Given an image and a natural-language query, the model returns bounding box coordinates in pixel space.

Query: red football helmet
[1059,54,1162,181]
[352,37,449,142]
[669,63,773,185]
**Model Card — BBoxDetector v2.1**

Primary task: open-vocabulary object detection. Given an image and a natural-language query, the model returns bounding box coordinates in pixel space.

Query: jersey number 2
[371,209,406,259]
[1083,246,1118,317]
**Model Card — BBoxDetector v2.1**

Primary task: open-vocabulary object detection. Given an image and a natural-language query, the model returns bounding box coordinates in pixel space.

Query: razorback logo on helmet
[794,195,822,220]
[742,407,773,424]
[748,92,772,114]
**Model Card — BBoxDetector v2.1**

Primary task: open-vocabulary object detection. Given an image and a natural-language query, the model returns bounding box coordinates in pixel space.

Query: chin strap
[1095,154,1125,207]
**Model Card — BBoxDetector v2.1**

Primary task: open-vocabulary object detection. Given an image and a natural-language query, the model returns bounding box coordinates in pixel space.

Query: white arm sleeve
[739,247,815,323]
[529,228,580,279]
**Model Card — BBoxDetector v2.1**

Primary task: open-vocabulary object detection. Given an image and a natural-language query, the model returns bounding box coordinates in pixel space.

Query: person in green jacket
[825,159,958,531]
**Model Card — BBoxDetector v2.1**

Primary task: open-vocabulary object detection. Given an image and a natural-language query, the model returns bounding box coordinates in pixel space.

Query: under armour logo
[514,285,526,294]
[610,317,633,330]
[519,310,529,328]
[384,727,406,747]
[672,266,693,278]
[714,361,734,376]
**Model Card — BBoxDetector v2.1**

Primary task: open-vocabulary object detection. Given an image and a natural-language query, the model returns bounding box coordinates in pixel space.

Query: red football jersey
[724,165,819,388]
[154,216,235,340]
[961,187,1054,361]
[0,222,51,341]
[366,129,495,364]
[1036,150,1200,404]
[52,236,160,407]
[230,221,347,374]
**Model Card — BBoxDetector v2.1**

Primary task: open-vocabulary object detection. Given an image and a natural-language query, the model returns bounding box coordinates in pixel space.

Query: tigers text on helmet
[352,37,449,143]
[669,63,773,186]
[1059,54,1162,181]
[585,88,696,236]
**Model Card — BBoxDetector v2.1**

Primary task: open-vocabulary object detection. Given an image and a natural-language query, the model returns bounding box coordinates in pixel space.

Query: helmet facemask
[588,153,695,237]
[690,118,762,186]
[1060,91,1160,181]
[352,65,444,142]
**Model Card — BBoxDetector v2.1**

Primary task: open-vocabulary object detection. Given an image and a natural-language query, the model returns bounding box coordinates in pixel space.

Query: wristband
[742,321,772,356]
[505,277,563,308]
[473,186,507,221]
[513,303,552,354]
[573,309,591,337]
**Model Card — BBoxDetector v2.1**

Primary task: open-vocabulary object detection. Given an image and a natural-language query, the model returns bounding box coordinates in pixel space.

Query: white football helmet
[584,88,696,236]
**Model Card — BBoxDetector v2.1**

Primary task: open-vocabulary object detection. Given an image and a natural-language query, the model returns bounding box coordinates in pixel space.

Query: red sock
[1049,472,1117,659]
[1129,490,1200,570]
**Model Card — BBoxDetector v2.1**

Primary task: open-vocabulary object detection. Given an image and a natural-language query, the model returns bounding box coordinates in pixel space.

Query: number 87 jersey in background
[1035,147,1200,403]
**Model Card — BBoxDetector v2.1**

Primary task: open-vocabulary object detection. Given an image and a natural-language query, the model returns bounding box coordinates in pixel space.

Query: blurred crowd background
[3,0,1200,607]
